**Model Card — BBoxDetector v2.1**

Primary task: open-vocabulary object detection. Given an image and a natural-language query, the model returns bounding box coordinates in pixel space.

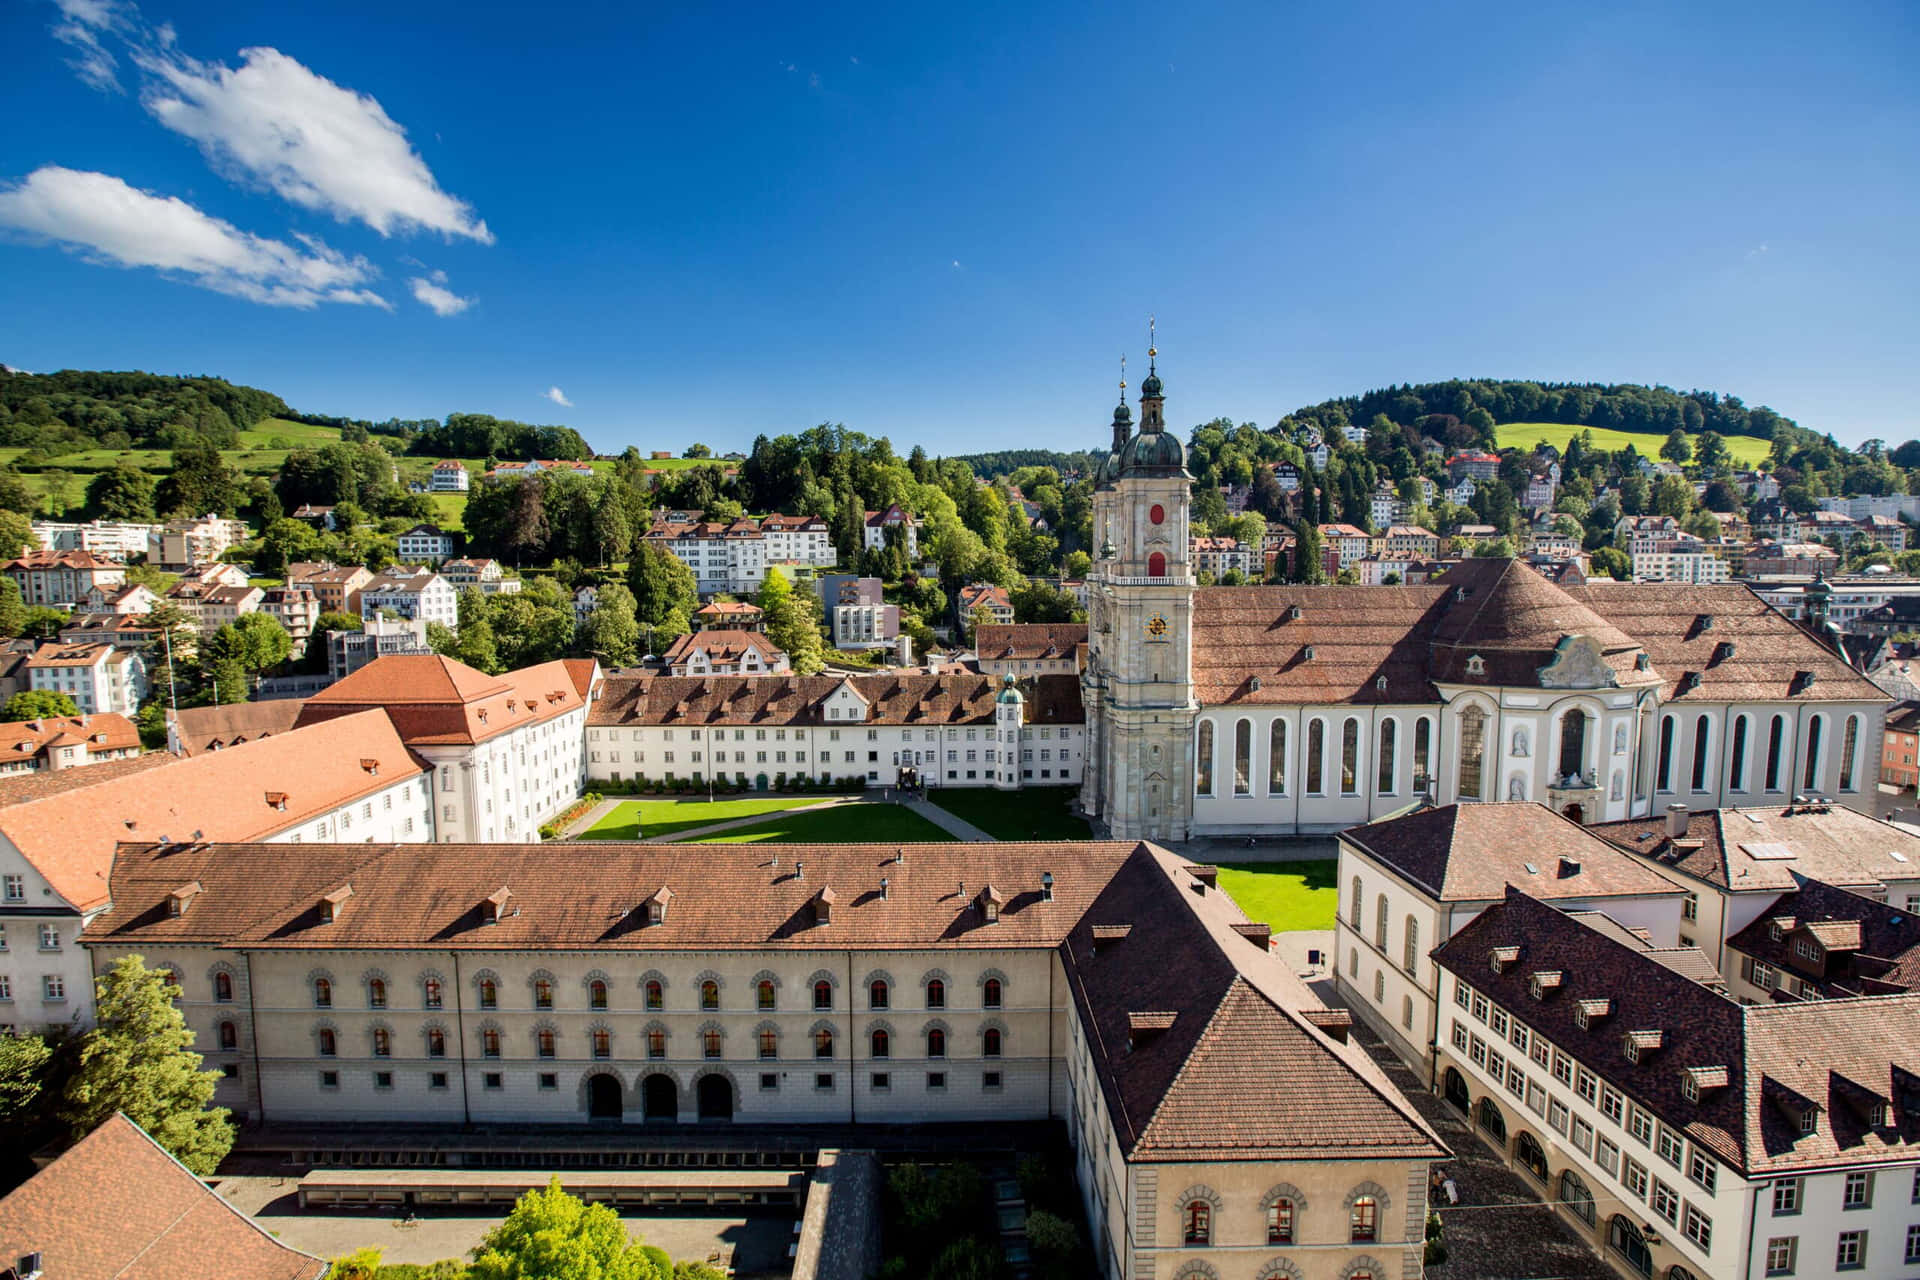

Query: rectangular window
[1602,1087,1625,1125]
[42,975,63,1001]
[1451,1022,1469,1051]
[1595,1136,1620,1176]
[1551,1050,1572,1085]
[1765,1236,1795,1275]
[374,1071,393,1090]
[1506,1065,1526,1100]
[1836,1230,1866,1270]
[1454,981,1471,1009]
[1622,1156,1648,1200]
[1548,1098,1569,1134]
[814,1072,834,1091]
[1629,1105,1655,1146]
[1491,1008,1509,1037]
[1,874,21,902]
[983,1071,1002,1090]
[320,1070,339,1089]
[1657,1126,1684,1167]
[1471,992,1488,1021]
[1470,1035,1487,1068]
[1687,1148,1717,1193]
[926,1071,946,1091]
[871,1072,890,1091]
[1905,1224,1920,1265]
[1773,1178,1801,1216]
[539,1073,558,1091]
[1570,1115,1594,1155]
[1576,1068,1598,1105]
[1843,1171,1873,1209]
[429,1071,448,1090]
[1526,1080,1546,1114]
[1649,1178,1679,1225]
[38,925,58,951]
[1682,1203,1712,1252]
[484,1072,502,1090]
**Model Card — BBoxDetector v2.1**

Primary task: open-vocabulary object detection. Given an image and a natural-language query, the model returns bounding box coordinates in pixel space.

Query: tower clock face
[1146,613,1168,638]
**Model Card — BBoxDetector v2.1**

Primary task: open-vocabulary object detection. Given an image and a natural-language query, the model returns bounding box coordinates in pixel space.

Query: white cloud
[544,386,573,408]
[49,0,134,92]
[128,43,491,242]
[0,165,387,308]
[408,275,472,316]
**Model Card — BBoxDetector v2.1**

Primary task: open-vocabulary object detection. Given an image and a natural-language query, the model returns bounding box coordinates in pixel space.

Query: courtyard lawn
[1215,859,1339,932]
[676,803,959,844]
[576,796,818,840]
[926,786,1090,840]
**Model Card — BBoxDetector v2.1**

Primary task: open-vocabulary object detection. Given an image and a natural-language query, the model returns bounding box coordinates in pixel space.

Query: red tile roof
[975,623,1088,662]
[295,654,586,746]
[168,700,308,756]
[1591,803,1920,893]
[662,629,785,666]
[588,672,1083,728]
[0,1113,324,1280]
[0,713,139,766]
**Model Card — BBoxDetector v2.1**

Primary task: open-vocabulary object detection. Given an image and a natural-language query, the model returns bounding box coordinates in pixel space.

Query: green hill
[1492,422,1773,467]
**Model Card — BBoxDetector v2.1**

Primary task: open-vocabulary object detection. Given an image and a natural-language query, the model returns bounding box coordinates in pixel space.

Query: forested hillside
[1284,378,1795,444]
[0,367,290,450]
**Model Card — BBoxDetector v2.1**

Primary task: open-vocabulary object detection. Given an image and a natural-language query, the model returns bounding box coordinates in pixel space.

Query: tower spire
[1147,316,1157,375]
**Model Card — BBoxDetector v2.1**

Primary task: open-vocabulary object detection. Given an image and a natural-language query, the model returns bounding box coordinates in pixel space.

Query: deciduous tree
[3,690,78,719]
[469,1176,667,1280]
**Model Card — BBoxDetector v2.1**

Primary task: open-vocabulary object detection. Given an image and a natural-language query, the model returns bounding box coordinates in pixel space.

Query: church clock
[1146,613,1168,639]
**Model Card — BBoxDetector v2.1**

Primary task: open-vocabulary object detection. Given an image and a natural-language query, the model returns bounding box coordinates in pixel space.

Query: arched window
[1656,716,1675,792]
[1413,716,1432,789]
[312,977,332,1008]
[983,978,1002,1009]
[213,971,233,1003]
[758,1027,778,1059]
[1403,915,1419,974]
[1349,876,1363,928]
[218,1020,237,1050]
[593,1028,611,1059]
[870,1029,890,1058]
[1306,718,1326,794]
[1373,969,1385,1002]
[1558,1169,1596,1224]
[1184,1200,1210,1245]
[1148,551,1167,578]
[1268,719,1287,795]
[317,1027,337,1056]
[1558,709,1588,781]
[1765,715,1786,791]
[588,978,608,1010]
[1375,894,1389,948]
[1608,1214,1653,1277]
[1516,1130,1550,1181]
[751,979,774,1010]
[927,1028,947,1058]
[1233,719,1252,795]
[479,977,498,1010]
[813,980,834,1010]
[1402,993,1414,1028]
[1349,1195,1378,1242]
[427,1028,446,1058]
[1840,715,1861,791]
[1459,705,1488,800]
[367,978,386,1009]
[1729,715,1750,791]
[1266,1198,1294,1244]
[481,1028,500,1058]
[1377,717,1397,794]
[700,980,720,1011]
[536,1028,555,1058]
[814,1027,834,1058]
[1341,718,1360,794]
[1690,714,1711,792]
[1195,721,1215,796]
[1804,715,1824,790]
[926,979,946,1009]
[983,1028,1002,1058]
[1477,1097,1506,1141]
[645,979,664,1010]
[869,980,889,1009]
[372,1028,391,1057]
[533,978,553,1010]
[702,1027,721,1058]
[647,1027,666,1058]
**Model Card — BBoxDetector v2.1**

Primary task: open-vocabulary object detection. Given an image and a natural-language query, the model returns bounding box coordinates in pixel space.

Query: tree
[3,690,78,720]
[759,568,824,674]
[626,545,697,629]
[1660,429,1693,465]
[155,440,238,516]
[204,612,293,676]
[0,577,24,638]
[210,657,249,703]
[1062,549,1091,580]
[683,443,712,459]
[1695,431,1728,470]
[1590,546,1631,580]
[469,1177,667,1280]
[967,602,994,646]
[0,1032,52,1125]
[0,510,32,560]
[582,582,641,668]
[1291,522,1326,583]
[61,955,234,1175]
[86,461,157,520]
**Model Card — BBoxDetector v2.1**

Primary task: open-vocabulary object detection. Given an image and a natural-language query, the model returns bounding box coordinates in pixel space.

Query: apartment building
[30,519,160,561]
[288,562,374,616]
[4,550,125,608]
[439,558,521,595]
[1189,536,1256,578]
[358,569,458,630]
[429,460,470,492]
[395,524,457,565]
[152,515,249,570]
[659,629,790,677]
[957,583,1014,628]
[642,518,769,595]
[974,623,1086,678]
[259,585,321,657]
[24,642,147,716]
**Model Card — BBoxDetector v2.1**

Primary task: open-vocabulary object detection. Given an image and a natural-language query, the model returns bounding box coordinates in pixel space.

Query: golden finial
[1147,315,1157,366]
[1119,353,1127,395]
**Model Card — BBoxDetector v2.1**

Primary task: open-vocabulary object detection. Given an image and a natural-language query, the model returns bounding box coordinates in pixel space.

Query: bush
[1026,1208,1077,1257]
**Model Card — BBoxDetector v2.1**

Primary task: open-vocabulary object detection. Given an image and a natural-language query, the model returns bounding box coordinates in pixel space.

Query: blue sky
[2,0,1915,453]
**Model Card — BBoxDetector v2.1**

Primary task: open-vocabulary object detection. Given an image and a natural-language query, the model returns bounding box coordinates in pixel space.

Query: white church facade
[1078,359,1890,842]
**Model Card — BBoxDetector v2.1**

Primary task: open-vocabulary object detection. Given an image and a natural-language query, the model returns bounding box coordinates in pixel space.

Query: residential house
[1744,541,1842,578]
[974,623,1086,678]
[1317,524,1372,573]
[1722,877,1920,1004]
[197,584,266,632]
[429,460,471,491]
[327,614,432,681]
[4,550,125,608]
[642,518,769,595]
[0,713,140,775]
[1272,461,1302,493]
[693,601,765,632]
[151,515,249,570]
[77,582,159,615]
[484,459,595,481]
[1882,700,1920,789]
[259,586,321,658]
[863,505,920,557]
[395,524,457,565]
[1631,538,1731,585]
[288,563,374,616]
[1447,451,1502,483]
[572,585,599,629]
[757,513,836,566]
[1380,525,1441,560]
[358,569,459,631]
[1190,536,1256,579]
[439,557,521,594]
[24,643,147,716]
[660,629,790,677]
[958,583,1014,629]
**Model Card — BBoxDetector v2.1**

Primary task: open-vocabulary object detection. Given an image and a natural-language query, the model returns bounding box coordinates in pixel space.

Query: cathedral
[1079,353,1890,841]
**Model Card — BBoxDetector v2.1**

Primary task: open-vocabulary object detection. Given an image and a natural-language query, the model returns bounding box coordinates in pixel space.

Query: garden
[675,803,956,844]
[1215,859,1339,932]
[924,786,1090,840]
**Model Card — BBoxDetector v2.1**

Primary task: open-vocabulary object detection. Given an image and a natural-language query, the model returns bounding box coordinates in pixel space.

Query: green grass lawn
[1492,422,1772,467]
[427,492,469,531]
[1215,859,1339,932]
[676,803,959,844]
[577,796,815,840]
[926,786,1090,840]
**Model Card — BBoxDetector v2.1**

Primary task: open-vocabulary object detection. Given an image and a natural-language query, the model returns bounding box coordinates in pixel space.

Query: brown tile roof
[92,840,1137,951]
[587,672,1083,728]
[975,623,1088,662]
[1886,700,1920,734]
[4,549,119,572]
[0,713,139,765]
[1428,557,1652,687]
[295,654,586,746]
[661,629,785,665]
[1436,887,1920,1174]
[168,700,308,756]
[1342,803,1688,903]
[25,641,116,669]
[0,710,420,912]
[1726,878,1920,996]
[1591,803,1920,893]
[1061,845,1446,1163]
[1191,583,1447,705]
[0,1113,324,1280]
[695,601,765,616]
[0,750,171,805]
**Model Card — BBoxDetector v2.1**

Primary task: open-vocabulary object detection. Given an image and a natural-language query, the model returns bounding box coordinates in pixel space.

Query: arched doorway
[755,773,768,791]
[1476,1097,1506,1143]
[1607,1215,1652,1277]
[1443,1067,1470,1114]
[1515,1130,1550,1182]
[641,1073,678,1122]
[586,1073,623,1121]
[696,1074,734,1121]
[1562,802,1585,824]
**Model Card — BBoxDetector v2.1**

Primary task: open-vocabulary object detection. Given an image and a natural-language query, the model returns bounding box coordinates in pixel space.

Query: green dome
[997,671,1024,704]
[1118,425,1187,476]
[1113,401,1132,425]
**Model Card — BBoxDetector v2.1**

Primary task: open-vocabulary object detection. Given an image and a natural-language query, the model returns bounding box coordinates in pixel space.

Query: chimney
[794,860,804,882]
[1040,871,1054,902]
[1666,804,1689,839]
[879,876,889,901]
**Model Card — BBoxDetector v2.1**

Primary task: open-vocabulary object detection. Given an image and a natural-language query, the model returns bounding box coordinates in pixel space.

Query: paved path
[1336,1020,1616,1280]
[554,796,622,837]
[900,795,996,842]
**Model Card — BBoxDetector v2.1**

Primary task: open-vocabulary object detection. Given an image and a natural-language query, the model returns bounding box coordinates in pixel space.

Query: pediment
[1537,634,1619,690]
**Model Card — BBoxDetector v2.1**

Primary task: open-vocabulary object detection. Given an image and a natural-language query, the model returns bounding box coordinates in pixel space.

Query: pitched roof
[1342,803,1688,902]
[1726,878,1920,997]
[0,1113,324,1280]
[0,710,419,912]
[296,654,586,746]
[1591,803,1920,892]
[168,700,308,756]
[25,641,115,669]
[1428,557,1652,687]
[694,601,765,616]
[974,623,1088,662]
[1438,888,1920,1175]
[4,549,120,572]
[661,629,785,665]
[0,713,139,766]
[587,672,1083,729]
[0,752,172,806]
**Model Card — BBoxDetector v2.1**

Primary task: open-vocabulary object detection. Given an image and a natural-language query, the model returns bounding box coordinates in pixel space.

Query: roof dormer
[1528,970,1563,1000]
[319,884,352,924]
[1126,1011,1176,1051]
[1622,1029,1663,1064]
[1574,997,1610,1030]
[483,886,513,923]
[1091,924,1131,955]
[167,881,202,917]
[1680,1065,1728,1102]
[977,884,1006,923]
[812,885,837,925]
[645,886,674,924]
[1489,945,1520,974]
